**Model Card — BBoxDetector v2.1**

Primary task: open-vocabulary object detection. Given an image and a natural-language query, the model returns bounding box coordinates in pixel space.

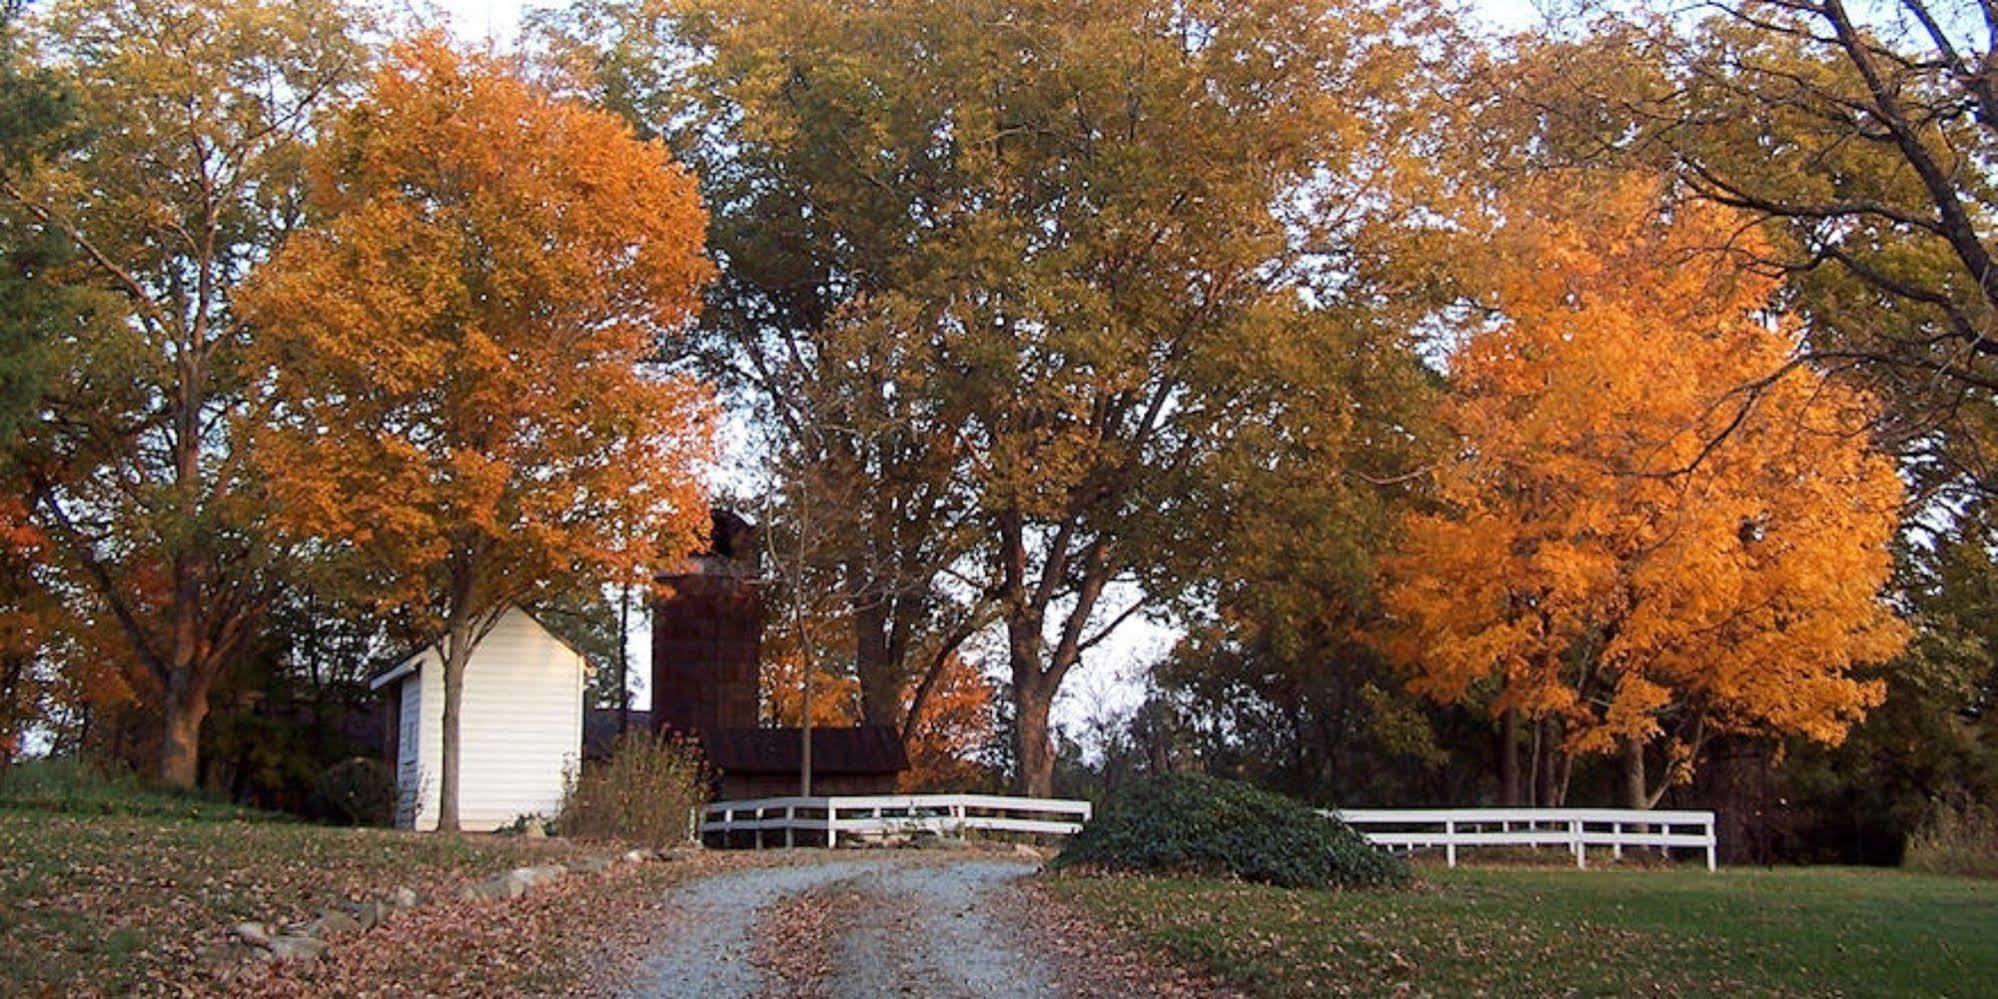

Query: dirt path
[620,852,1157,998]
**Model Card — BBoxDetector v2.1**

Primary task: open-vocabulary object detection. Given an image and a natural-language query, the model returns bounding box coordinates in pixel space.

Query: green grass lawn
[0,806,600,995]
[1047,863,1998,996]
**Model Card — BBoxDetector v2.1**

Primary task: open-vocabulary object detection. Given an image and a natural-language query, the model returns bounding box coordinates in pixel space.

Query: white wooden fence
[701,794,1093,848]
[1326,807,1718,871]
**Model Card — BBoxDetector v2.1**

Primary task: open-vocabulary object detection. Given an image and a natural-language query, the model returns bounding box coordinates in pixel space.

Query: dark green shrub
[558,731,708,846]
[1050,773,1410,889]
[312,757,397,826]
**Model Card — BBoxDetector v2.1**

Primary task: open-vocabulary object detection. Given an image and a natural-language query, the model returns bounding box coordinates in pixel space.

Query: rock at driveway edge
[263,935,327,964]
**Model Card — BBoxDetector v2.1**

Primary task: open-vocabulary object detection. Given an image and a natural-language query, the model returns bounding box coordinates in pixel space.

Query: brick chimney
[651,509,762,741]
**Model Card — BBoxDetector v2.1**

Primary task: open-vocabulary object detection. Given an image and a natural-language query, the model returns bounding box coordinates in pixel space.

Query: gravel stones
[263,935,328,963]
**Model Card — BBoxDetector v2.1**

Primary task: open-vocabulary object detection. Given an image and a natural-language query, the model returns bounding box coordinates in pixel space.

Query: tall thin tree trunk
[616,580,630,735]
[1553,745,1575,807]
[1499,708,1522,806]
[1624,737,1648,810]
[1527,718,1546,807]
[437,617,473,833]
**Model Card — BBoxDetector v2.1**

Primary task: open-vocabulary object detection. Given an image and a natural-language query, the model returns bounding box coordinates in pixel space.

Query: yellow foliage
[1379,174,1908,772]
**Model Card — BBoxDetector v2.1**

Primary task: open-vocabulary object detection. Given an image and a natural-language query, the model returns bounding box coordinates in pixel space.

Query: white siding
[400,608,585,832]
[394,674,424,828]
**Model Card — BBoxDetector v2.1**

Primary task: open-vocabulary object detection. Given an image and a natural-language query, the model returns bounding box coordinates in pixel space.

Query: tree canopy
[1380,175,1908,807]
[239,35,715,829]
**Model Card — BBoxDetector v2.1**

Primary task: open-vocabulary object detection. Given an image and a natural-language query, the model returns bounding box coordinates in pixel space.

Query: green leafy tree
[0,2,80,445]
[3,0,369,786]
[1649,3,1998,503]
[542,0,1454,795]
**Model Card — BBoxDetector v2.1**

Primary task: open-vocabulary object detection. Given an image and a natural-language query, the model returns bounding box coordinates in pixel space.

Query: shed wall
[399,608,585,832]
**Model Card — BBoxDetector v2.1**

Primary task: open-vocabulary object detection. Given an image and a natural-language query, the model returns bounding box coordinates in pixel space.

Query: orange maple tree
[1379,175,1909,808]
[240,36,715,830]
[895,652,994,792]
[760,653,863,729]
[0,496,55,768]
[761,642,994,791]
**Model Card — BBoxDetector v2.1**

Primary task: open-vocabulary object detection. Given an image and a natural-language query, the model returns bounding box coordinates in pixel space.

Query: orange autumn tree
[763,647,995,791]
[761,654,863,728]
[896,652,994,791]
[240,37,715,831]
[0,496,57,768]
[1379,175,1908,809]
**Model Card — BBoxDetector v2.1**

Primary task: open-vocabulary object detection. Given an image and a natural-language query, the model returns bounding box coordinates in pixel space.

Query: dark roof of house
[704,725,910,776]
[583,709,655,759]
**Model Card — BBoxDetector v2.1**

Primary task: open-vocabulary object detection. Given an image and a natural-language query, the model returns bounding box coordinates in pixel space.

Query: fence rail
[1325,807,1718,871]
[702,793,1093,848]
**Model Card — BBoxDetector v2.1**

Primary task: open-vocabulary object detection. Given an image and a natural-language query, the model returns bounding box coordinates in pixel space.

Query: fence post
[785,804,794,849]
[1612,821,1622,862]
[1571,818,1585,869]
[827,799,838,850]
[1445,818,1457,868]
[1706,818,1717,872]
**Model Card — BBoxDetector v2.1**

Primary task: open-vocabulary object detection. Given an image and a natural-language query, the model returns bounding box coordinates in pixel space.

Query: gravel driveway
[622,853,1055,998]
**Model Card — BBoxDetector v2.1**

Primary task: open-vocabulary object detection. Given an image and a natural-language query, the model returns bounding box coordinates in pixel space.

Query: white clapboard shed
[369,607,588,831]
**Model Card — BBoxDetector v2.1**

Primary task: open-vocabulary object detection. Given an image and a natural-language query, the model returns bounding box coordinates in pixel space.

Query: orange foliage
[0,497,53,763]
[760,653,862,728]
[761,645,994,790]
[239,34,716,622]
[238,35,715,827]
[1379,175,1908,792]
[897,653,995,792]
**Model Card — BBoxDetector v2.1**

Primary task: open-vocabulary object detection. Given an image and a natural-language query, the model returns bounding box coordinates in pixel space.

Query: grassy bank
[1045,864,1998,996]
[0,762,610,995]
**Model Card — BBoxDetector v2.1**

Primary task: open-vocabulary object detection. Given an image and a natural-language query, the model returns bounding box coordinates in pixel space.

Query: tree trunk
[617,580,631,735]
[437,617,474,833]
[158,669,210,789]
[854,600,900,725]
[1499,708,1522,806]
[1005,586,1058,797]
[1013,679,1055,797]
[1624,736,1649,811]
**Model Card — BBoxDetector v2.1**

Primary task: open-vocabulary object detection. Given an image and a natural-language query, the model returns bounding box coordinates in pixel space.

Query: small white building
[369,607,589,832]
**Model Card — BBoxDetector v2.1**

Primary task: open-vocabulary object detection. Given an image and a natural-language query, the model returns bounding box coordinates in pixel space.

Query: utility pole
[616,579,631,735]
[797,488,813,798]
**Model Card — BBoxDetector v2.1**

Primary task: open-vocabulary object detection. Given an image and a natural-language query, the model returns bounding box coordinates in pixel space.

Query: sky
[424,0,1552,732]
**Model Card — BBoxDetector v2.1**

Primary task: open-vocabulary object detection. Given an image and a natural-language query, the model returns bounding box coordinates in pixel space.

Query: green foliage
[1905,799,1998,880]
[541,0,1453,793]
[311,756,395,827]
[557,731,708,846]
[0,12,82,448]
[0,756,275,822]
[1051,773,1409,889]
